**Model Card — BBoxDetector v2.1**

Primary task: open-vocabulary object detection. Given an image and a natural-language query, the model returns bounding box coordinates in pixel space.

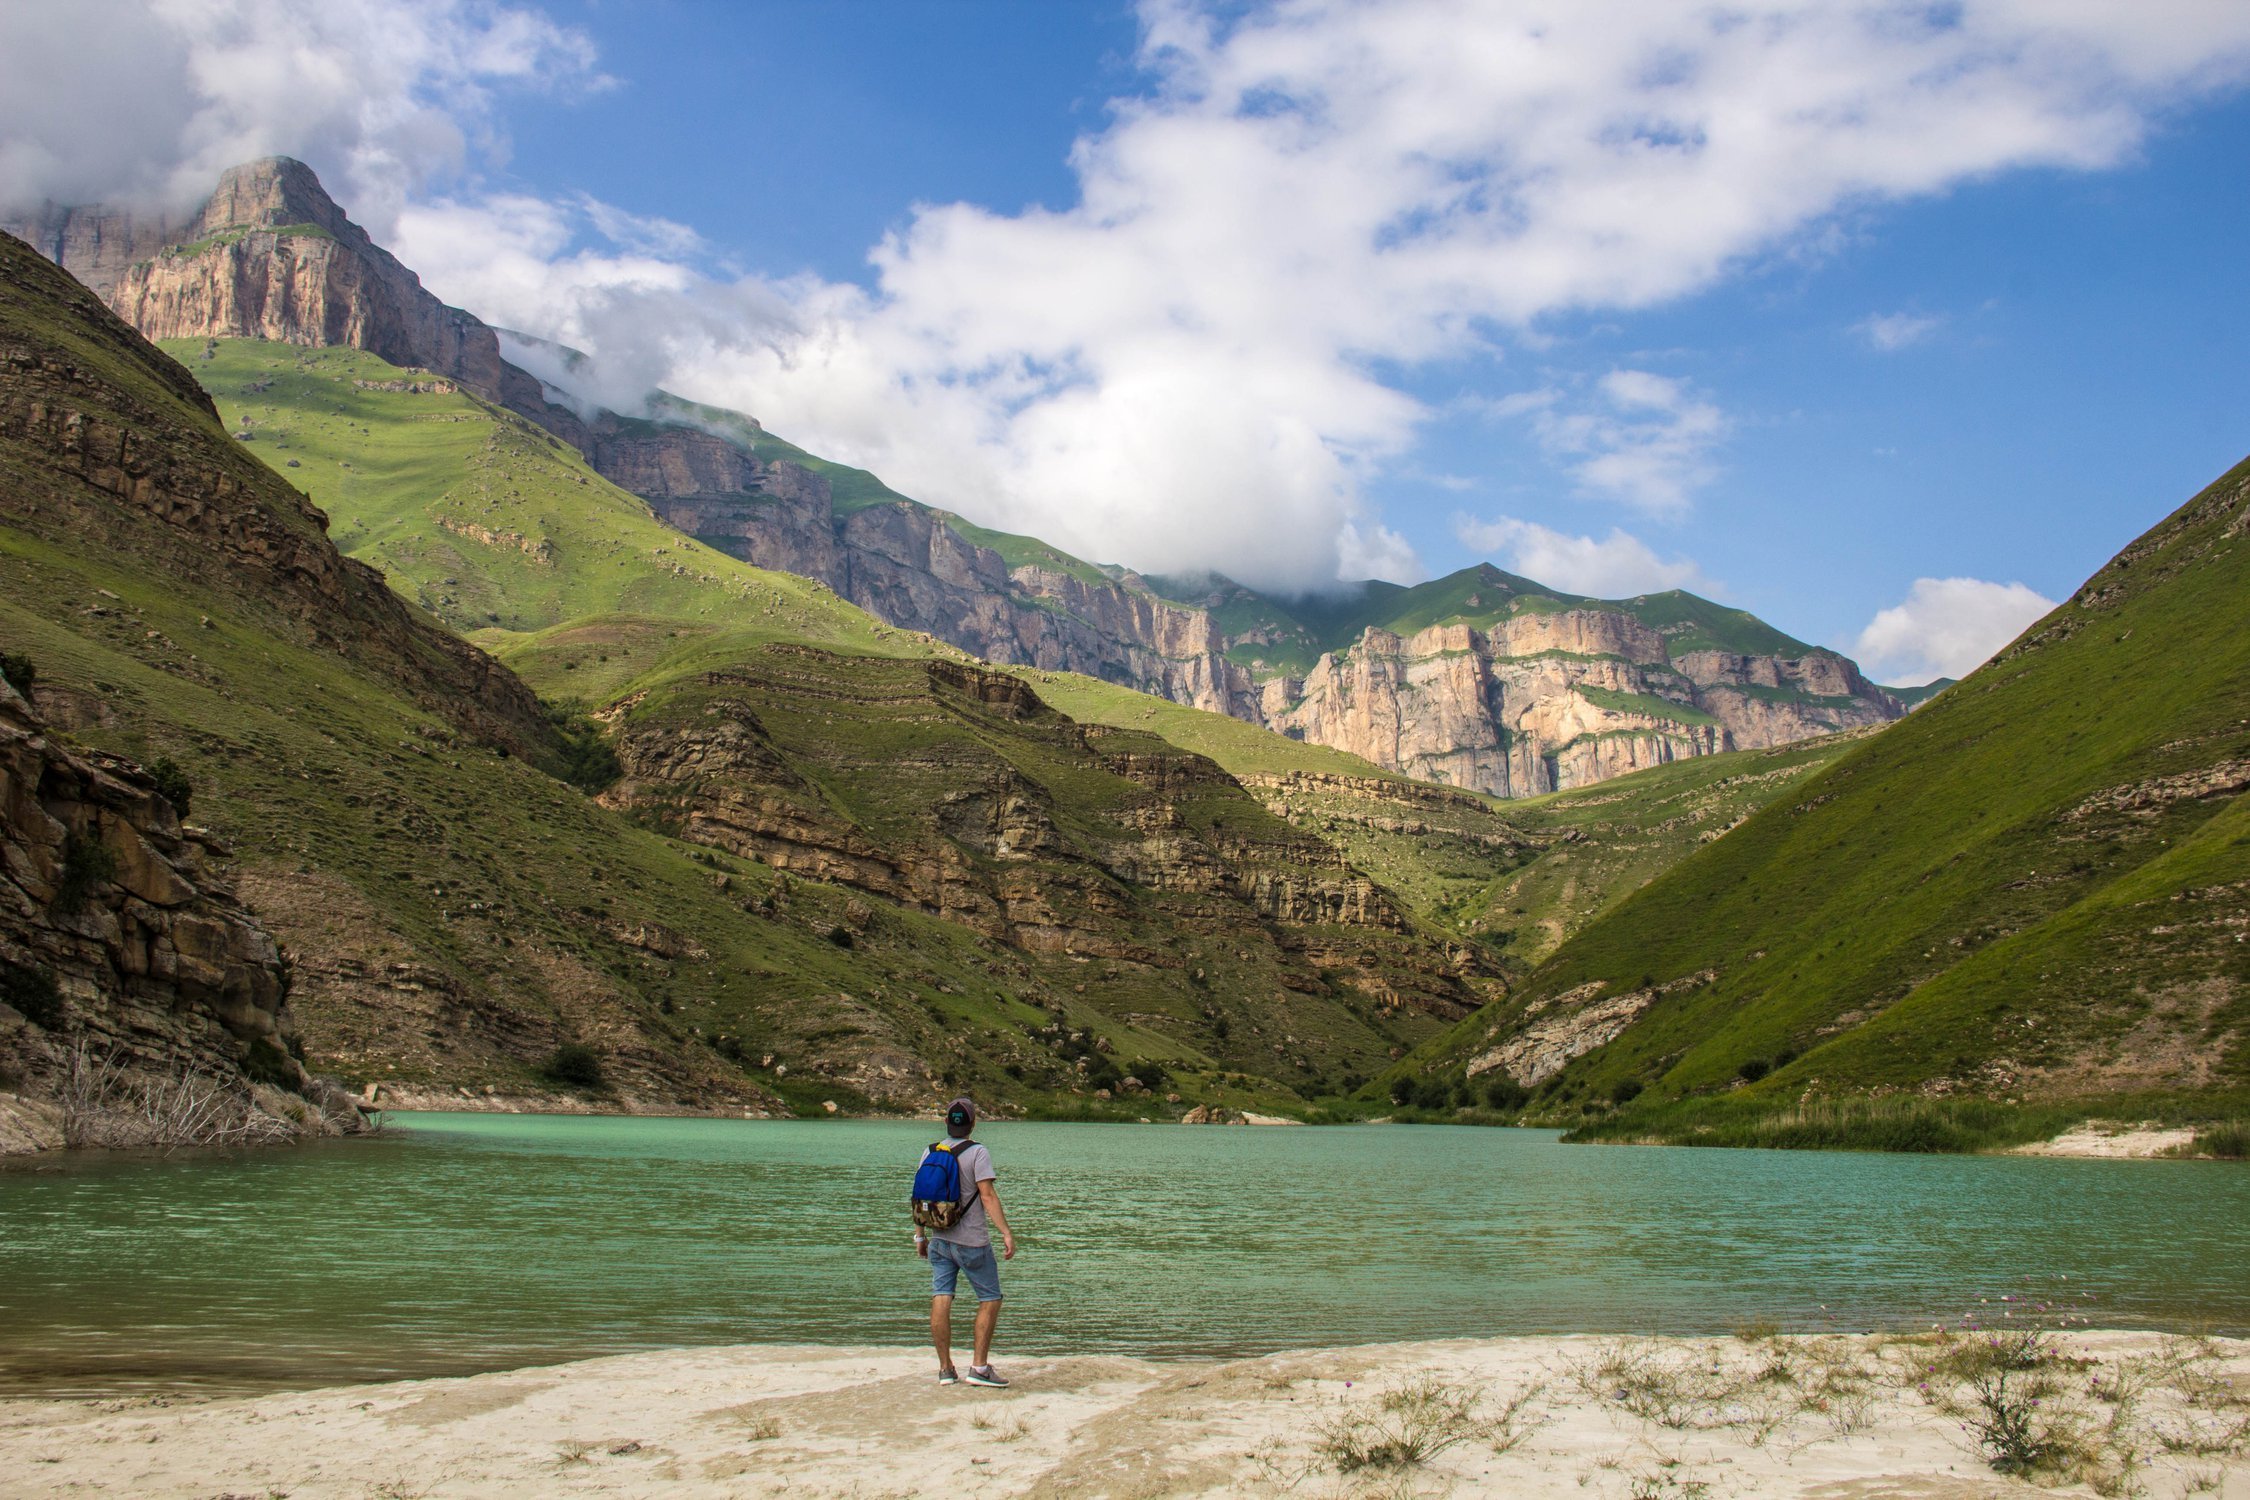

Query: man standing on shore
[914,1098,1016,1387]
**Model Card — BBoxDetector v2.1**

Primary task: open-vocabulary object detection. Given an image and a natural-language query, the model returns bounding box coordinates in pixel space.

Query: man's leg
[931,1293,955,1371]
[971,1296,1002,1369]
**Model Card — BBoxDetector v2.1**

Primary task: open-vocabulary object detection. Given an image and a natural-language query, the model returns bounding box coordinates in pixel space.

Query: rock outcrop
[0,674,300,1098]
[1259,609,1899,796]
[597,647,1484,1021]
[7,159,517,403]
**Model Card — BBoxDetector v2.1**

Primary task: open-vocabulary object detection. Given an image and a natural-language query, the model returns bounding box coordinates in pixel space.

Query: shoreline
[2,1331,2244,1497]
[7,1088,2240,1162]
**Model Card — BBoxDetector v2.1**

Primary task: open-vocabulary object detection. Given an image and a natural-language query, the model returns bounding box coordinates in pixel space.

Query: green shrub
[0,651,33,695]
[147,756,193,819]
[825,924,855,949]
[54,833,118,915]
[543,1042,607,1091]
[2194,1121,2249,1159]
[1127,1057,1171,1090]
[1609,1077,1646,1104]
[1483,1077,1529,1111]
[1,960,63,1029]
[546,707,621,794]
[1738,1056,1772,1083]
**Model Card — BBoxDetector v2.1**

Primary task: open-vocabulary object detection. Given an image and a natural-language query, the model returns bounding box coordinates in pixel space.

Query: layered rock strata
[7,158,519,403]
[1259,615,1898,796]
[0,675,300,1093]
[598,649,1483,1021]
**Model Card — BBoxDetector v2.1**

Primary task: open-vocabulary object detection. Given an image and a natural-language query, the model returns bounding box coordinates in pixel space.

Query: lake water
[1,1113,2245,1396]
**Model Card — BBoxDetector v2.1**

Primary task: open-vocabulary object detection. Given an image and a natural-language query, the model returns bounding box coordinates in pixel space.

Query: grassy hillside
[1486,735,1866,966]
[2,253,1049,1115]
[161,339,909,651]
[161,337,1858,971]
[1407,456,2250,1145]
[150,334,1898,1123]
[134,336,1504,1115]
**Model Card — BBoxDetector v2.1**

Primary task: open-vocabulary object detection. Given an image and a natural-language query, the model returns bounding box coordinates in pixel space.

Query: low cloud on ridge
[1454,514,1711,599]
[1852,576,2058,685]
[7,1,2250,593]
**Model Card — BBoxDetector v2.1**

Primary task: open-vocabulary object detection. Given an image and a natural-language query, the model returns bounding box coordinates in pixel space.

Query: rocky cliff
[5,158,539,409]
[13,160,1902,796]
[596,646,1487,1026]
[1259,604,1898,796]
[0,672,318,1141]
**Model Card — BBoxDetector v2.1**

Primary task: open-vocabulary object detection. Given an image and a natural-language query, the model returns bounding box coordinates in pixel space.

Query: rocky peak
[192,156,354,240]
[5,156,512,401]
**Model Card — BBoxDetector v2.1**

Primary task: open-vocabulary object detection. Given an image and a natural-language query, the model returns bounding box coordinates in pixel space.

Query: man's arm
[978,1179,1016,1260]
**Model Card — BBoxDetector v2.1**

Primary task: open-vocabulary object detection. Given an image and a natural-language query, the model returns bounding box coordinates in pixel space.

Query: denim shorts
[929,1239,1003,1302]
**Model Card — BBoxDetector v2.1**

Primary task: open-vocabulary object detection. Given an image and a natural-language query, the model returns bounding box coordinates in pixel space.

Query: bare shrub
[58,1044,299,1151]
[1314,1374,1535,1475]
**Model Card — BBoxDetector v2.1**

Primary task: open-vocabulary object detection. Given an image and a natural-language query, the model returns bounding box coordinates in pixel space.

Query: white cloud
[1335,520,1426,585]
[1454,514,1711,598]
[1496,369,1728,513]
[1858,311,1944,350]
[1852,576,2057,684]
[0,0,599,235]
[11,0,2250,589]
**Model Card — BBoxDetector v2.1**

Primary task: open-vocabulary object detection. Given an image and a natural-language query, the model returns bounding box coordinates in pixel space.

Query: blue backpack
[911,1139,973,1230]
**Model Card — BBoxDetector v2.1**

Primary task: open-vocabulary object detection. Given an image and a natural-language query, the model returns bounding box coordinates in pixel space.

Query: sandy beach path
[2,1333,2246,1498]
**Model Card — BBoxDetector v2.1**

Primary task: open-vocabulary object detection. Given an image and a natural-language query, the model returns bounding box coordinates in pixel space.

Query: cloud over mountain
[1853,576,2058,685]
[9,0,2250,593]
[1454,515,1711,599]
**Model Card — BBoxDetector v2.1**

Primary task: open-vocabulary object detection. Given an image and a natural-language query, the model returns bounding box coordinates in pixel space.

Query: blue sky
[5,0,2250,682]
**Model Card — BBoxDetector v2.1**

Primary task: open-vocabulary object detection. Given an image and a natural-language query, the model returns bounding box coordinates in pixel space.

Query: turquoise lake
[1,1113,2245,1396]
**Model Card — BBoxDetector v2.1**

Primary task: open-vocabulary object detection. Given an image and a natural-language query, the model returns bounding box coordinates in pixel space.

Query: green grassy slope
[1409,457,2250,1143]
[496,636,1493,1109]
[162,339,910,652]
[163,338,1857,974]
[141,337,1497,1115]
[154,336,1893,1122]
[3,256,1086,1115]
[1483,735,1865,966]
[160,340,1402,786]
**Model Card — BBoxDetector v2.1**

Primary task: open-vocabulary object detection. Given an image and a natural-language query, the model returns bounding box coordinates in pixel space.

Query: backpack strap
[937,1138,978,1209]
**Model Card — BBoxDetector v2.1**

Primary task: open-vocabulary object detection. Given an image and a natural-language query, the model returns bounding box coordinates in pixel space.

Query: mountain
[9,159,1904,798]
[7,158,530,409]
[0,223,1521,1127]
[1407,455,2250,1144]
[147,333,1847,979]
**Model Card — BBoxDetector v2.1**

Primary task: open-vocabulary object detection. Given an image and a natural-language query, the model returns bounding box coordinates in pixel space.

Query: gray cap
[946,1097,976,1137]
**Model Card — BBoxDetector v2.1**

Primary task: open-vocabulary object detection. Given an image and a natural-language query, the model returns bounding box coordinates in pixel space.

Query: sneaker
[964,1365,1009,1388]
[938,1367,960,1385]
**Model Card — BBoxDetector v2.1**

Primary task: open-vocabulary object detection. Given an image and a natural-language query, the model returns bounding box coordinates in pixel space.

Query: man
[915,1097,1016,1387]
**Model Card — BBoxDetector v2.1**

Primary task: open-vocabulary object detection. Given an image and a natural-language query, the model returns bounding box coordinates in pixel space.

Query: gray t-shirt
[924,1140,996,1249]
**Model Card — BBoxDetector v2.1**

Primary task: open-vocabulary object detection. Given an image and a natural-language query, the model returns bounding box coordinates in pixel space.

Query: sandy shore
[3,1332,2246,1498]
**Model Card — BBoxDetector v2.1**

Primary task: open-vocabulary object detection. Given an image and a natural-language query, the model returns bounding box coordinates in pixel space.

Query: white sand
[2012,1121,2201,1158]
[4,1332,2245,1498]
